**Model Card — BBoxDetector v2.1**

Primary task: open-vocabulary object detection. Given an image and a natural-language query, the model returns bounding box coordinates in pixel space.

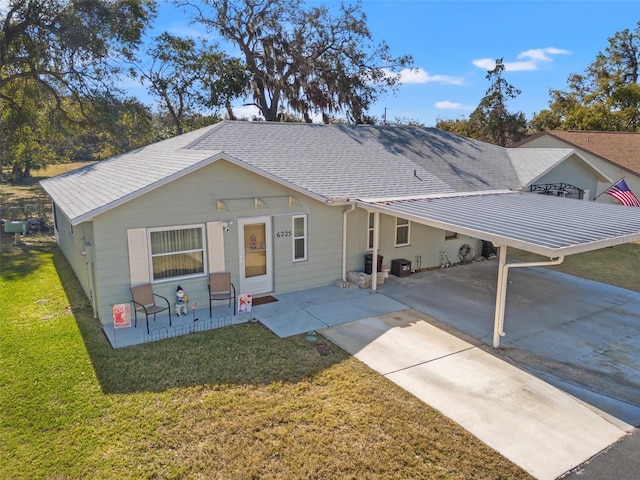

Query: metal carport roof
[357,191,640,347]
[358,191,640,258]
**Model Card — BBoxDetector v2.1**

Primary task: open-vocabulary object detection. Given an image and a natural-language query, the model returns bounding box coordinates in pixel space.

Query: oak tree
[0,0,155,177]
[531,21,640,132]
[180,0,412,123]
[134,32,247,135]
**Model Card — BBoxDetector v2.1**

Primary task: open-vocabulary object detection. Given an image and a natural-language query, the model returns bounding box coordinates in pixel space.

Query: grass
[508,245,640,293]
[0,164,535,479]
[1,241,531,479]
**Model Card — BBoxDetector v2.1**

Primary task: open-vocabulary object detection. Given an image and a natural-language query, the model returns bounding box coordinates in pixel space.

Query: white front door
[238,216,273,295]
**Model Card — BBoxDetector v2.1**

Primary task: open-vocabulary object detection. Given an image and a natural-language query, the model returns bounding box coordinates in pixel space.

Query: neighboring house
[514,130,640,203]
[40,121,640,333]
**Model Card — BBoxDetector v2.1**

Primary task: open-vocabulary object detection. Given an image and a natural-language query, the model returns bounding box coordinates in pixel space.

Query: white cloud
[435,101,473,110]
[504,60,539,71]
[396,68,465,85]
[472,58,498,70]
[518,47,571,62]
[473,47,572,72]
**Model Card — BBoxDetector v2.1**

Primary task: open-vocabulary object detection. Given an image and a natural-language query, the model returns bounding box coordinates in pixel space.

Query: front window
[293,215,307,261]
[395,217,410,246]
[149,226,205,280]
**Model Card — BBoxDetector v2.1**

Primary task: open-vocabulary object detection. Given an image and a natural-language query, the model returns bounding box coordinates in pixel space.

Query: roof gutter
[493,245,565,348]
[358,189,512,204]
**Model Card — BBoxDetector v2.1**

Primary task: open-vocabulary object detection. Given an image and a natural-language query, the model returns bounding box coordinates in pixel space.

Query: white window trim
[292,214,308,262]
[148,224,207,283]
[395,217,410,247]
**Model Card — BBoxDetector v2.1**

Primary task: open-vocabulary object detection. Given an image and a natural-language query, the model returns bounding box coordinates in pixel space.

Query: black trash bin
[482,241,497,258]
[364,254,383,274]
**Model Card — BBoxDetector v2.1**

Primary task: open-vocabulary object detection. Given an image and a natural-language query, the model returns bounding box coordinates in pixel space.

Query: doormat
[252,295,278,306]
[315,344,333,356]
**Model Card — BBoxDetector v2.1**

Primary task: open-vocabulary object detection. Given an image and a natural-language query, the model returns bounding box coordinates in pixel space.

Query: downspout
[342,204,356,281]
[493,245,564,348]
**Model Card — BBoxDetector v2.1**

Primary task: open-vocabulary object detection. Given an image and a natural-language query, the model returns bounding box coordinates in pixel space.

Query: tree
[133,32,248,135]
[0,80,156,180]
[0,0,156,177]
[465,59,528,146]
[436,59,527,146]
[0,0,155,109]
[532,21,640,132]
[434,117,471,137]
[180,0,412,123]
[65,93,156,161]
[2,81,55,178]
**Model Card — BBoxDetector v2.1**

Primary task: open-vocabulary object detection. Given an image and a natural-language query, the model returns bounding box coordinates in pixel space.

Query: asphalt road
[560,428,639,479]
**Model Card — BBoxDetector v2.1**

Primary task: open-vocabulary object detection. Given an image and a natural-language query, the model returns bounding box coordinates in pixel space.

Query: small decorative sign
[238,293,253,312]
[112,303,131,329]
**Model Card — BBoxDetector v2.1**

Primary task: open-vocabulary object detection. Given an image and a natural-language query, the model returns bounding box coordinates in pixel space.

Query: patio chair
[130,284,171,334]
[209,272,236,317]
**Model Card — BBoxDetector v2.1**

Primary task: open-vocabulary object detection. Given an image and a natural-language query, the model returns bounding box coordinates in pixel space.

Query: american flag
[605,179,640,207]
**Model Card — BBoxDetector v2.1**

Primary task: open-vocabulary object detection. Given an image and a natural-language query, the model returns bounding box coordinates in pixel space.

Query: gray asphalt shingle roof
[186,122,455,200]
[41,126,215,223]
[39,121,597,224]
[507,148,610,186]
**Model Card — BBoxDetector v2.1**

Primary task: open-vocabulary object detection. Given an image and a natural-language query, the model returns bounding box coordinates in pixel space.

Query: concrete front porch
[102,302,248,349]
[101,283,407,348]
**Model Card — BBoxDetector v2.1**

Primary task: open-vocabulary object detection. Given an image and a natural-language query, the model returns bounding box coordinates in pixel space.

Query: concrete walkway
[319,309,630,480]
[252,284,407,337]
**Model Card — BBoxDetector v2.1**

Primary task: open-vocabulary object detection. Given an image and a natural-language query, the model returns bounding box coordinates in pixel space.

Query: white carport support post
[493,245,564,348]
[342,204,356,282]
[371,211,380,291]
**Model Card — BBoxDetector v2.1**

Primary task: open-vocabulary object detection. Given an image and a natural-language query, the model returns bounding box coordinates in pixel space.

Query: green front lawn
[0,238,530,479]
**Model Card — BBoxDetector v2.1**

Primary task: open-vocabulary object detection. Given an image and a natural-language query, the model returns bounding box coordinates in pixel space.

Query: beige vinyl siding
[345,207,480,273]
[272,200,343,293]
[54,205,95,301]
[87,159,344,323]
[531,155,599,200]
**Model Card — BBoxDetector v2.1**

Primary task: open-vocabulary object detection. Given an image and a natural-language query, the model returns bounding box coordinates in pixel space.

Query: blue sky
[134,0,640,126]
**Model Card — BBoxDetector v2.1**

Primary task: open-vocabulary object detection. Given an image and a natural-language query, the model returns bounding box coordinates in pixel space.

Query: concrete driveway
[319,309,629,480]
[379,259,640,427]
[257,260,640,478]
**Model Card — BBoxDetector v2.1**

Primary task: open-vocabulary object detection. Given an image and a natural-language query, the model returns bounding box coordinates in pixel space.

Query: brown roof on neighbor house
[517,130,640,175]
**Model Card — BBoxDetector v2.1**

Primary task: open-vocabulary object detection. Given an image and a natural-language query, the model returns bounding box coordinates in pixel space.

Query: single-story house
[41,121,640,347]
[514,130,640,203]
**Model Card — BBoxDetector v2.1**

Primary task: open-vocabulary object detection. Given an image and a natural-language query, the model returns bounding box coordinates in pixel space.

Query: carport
[359,191,640,347]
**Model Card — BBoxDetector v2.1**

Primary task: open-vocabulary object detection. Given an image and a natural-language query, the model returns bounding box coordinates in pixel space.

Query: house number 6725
[276,231,292,238]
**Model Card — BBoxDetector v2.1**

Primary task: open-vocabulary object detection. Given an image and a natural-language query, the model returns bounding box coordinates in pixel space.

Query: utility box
[391,258,411,277]
[364,254,383,275]
[4,221,28,234]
